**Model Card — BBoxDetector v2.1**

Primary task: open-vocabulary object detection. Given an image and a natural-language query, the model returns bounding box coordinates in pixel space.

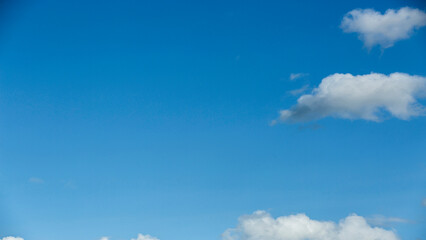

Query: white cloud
[222,211,399,240]
[276,72,426,123]
[290,73,308,81]
[341,7,426,49]
[1,237,24,240]
[99,237,110,240]
[131,234,159,240]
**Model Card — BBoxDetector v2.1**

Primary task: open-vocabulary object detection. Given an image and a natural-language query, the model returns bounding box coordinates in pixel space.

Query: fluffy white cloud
[277,72,426,123]
[131,234,159,240]
[99,237,110,240]
[222,211,399,240]
[341,7,426,49]
[1,237,24,240]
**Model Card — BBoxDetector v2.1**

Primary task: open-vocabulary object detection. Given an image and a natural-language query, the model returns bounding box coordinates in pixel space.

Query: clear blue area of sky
[0,0,425,239]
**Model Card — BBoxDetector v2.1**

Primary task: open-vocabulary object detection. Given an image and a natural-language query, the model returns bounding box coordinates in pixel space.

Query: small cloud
[98,234,159,240]
[1,237,24,240]
[290,73,309,81]
[131,234,159,240]
[288,84,310,96]
[422,198,426,206]
[366,215,409,227]
[341,7,426,49]
[28,177,44,184]
[276,72,426,123]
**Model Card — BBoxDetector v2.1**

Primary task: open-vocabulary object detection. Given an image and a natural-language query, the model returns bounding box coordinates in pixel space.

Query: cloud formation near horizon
[222,211,399,240]
[131,234,159,240]
[341,7,426,49]
[276,73,426,123]
[1,237,24,240]
[99,234,159,240]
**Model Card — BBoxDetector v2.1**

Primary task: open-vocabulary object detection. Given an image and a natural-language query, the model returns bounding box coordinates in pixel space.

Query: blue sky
[0,0,425,240]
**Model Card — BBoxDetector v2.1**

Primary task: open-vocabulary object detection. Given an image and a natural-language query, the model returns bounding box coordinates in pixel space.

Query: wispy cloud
[341,7,426,49]
[28,177,44,184]
[290,73,309,81]
[276,72,426,123]
[223,211,399,240]
[422,198,426,206]
[64,180,77,189]
[366,215,410,227]
[288,84,310,96]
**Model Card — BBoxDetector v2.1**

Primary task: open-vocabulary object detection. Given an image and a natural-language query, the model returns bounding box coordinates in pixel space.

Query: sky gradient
[0,0,425,240]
